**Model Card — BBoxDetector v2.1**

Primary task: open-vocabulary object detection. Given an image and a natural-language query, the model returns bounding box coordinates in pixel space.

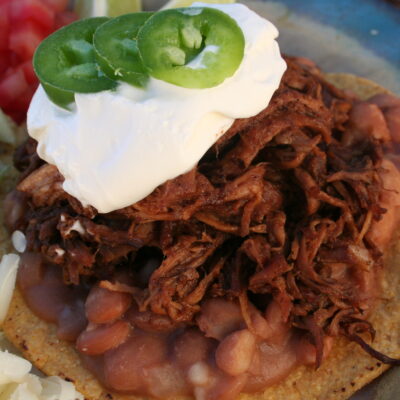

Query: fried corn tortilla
[1,74,400,400]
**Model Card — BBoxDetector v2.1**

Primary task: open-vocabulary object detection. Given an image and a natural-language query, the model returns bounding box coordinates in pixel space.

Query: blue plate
[242,0,400,94]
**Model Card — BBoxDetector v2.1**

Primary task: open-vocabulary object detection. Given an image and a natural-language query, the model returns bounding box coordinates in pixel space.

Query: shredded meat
[11,57,400,364]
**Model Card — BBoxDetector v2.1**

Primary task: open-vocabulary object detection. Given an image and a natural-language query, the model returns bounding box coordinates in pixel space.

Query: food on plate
[28,3,285,212]
[1,3,400,400]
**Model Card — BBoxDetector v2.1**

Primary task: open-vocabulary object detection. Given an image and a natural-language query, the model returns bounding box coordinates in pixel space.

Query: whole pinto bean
[198,369,247,400]
[385,106,400,143]
[173,328,215,368]
[3,190,27,232]
[85,286,132,324]
[369,93,400,110]
[17,252,45,292]
[104,332,168,392]
[347,102,391,143]
[143,362,190,398]
[76,320,130,356]
[197,298,245,340]
[263,300,290,347]
[369,93,400,142]
[215,329,256,376]
[296,335,334,366]
[57,300,88,342]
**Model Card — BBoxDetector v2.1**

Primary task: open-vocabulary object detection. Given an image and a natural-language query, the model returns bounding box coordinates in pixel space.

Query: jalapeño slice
[34,17,117,109]
[137,7,245,89]
[93,12,153,88]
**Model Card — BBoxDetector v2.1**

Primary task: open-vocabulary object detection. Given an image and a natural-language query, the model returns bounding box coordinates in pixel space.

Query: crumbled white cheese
[0,254,20,324]
[11,232,26,254]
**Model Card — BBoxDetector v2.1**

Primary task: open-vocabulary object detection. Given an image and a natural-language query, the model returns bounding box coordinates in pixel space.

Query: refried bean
[18,260,321,399]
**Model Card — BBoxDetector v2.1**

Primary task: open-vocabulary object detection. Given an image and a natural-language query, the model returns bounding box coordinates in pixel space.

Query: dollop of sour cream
[28,3,286,213]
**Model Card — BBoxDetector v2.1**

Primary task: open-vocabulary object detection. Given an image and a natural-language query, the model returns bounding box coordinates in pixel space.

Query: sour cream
[27,3,286,213]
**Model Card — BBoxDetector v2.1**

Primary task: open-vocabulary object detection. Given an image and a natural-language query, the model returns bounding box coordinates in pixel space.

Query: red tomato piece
[9,52,22,69]
[0,67,29,109]
[3,82,37,123]
[19,60,38,85]
[0,0,79,123]
[41,0,69,13]
[0,4,10,51]
[9,22,44,61]
[9,0,55,35]
[5,110,25,124]
[6,83,37,112]
[54,10,78,30]
[0,51,11,77]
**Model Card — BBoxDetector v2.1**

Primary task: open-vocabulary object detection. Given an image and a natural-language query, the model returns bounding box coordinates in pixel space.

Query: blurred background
[0,0,399,398]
